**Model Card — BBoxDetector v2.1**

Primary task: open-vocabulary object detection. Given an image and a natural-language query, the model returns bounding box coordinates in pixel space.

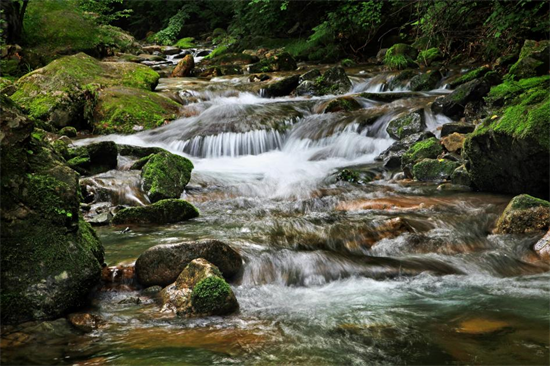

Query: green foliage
[175,37,195,48]
[416,48,442,66]
[78,0,132,25]
[337,169,360,183]
[384,44,417,70]
[191,276,232,313]
[151,7,191,45]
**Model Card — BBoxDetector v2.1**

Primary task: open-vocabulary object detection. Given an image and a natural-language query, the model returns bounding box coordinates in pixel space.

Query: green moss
[27,174,77,224]
[412,159,460,181]
[384,44,418,70]
[449,66,490,88]
[485,75,550,107]
[340,58,356,68]
[191,276,232,314]
[508,194,550,210]
[141,152,194,202]
[112,199,199,225]
[402,137,443,166]
[416,48,442,66]
[204,45,230,60]
[248,52,297,73]
[174,37,195,48]
[59,126,77,137]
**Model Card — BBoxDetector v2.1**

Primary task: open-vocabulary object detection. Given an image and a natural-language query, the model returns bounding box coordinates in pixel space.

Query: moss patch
[412,159,460,182]
[384,44,418,70]
[401,137,442,167]
[191,276,233,314]
[141,152,194,203]
[449,66,490,88]
[416,48,442,66]
[112,199,199,225]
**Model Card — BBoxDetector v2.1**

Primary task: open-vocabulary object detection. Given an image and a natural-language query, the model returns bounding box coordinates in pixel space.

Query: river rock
[142,45,162,54]
[412,158,460,182]
[160,258,239,316]
[67,141,118,176]
[161,46,181,56]
[386,111,426,140]
[387,69,416,90]
[507,40,550,80]
[432,78,491,120]
[378,132,434,169]
[323,96,362,113]
[111,199,199,225]
[401,137,443,176]
[141,151,194,203]
[494,194,550,234]
[248,52,297,73]
[440,122,475,137]
[409,69,442,91]
[261,75,300,97]
[449,66,490,89]
[135,240,243,287]
[451,165,472,187]
[296,66,351,96]
[299,69,321,83]
[59,126,77,137]
[441,132,465,153]
[67,313,104,333]
[171,54,194,77]
[117,144,167,158]
[10,53,160,131]
[533,231,550,261]
[1,95,104,324]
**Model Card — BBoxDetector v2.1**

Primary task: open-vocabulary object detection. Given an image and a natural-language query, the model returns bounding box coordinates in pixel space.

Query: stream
[2,65,549,365]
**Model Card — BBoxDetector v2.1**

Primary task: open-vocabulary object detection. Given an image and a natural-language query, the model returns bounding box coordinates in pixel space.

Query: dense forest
[1,1,549,365]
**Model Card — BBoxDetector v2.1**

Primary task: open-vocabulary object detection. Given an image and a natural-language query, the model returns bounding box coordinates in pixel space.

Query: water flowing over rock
[160,258,239,316]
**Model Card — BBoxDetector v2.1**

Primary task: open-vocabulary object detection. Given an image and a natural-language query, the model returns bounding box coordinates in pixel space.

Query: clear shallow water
[2,67,549,365]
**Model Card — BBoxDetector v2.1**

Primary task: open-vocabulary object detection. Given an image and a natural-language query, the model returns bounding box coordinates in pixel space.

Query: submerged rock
[135,240,242,287]
[386,111,426,140]
[160,258,239,317]
[67,313,104,333]
[111,199,199,225]
[1,96,104,324]
[494,194,550,234]
[140,152,194,203]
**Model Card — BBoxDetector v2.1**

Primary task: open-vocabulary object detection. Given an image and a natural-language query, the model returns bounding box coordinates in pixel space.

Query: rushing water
[2,66,549,366]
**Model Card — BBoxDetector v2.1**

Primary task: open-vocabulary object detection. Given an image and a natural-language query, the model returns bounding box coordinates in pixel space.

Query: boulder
[296,67,351,96]
[432,78,492,120]
[117,144,167,158]
[323,97,362,113]
[451,165,472,187]
[441,132,465,153]
[160,258,239,316]
[412,158,460,182]
[299,69,321,83]
[135,240,243,287]
[494,195,550,234]
[171,54,194,77]
[261,75,300,98]
[440,122,475,137]
[141,152,194,203]
[378,132,435,169]
[384,44,418,70]
[507,40,550,80]
[386,111,426,140]
[409,70,442,91]
[1,96,104,324]
[59,126,77,137]
[401,137,442,168]
[111,199,199,225]
[248,52,297,73]
[67,141,118,176]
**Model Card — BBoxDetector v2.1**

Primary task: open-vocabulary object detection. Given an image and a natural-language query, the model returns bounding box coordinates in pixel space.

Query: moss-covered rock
[92,87,180,134]
[463,95,549,199]
[386,112,426,140]
[449,66,491,89]
[111,199,199,225]
[1,96,104,324]
[160,258,239,317]
[117,144,167,158]
[140,152,194,203]
[484,75,550,109]
[135,240,243,287]
[384,44,418,70]
[248,52,297,73]
[416,48,443,66]
[296,67,352,96]
[451,165,472,187]
[409,70,442,91]
[432,76,494,119]
[66,141,118,176]
[323,97,362,113]
[401,137,443,176]
[261,75,300,98]
[10,53,161,130]
[59,126,77,138]
[412,158,460,182]
[495,195,550,234]
[507,40,550,81]
[388,69,416,90]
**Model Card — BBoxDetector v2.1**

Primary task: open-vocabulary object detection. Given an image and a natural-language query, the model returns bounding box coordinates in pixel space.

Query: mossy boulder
[384,44,418,70]
[92,87,180,134]
[412,158,460,182]
[261,75,300,98]
[135,240,243,287]
[401,137,443,176]
[323,97,362,113]
[495,195,550,234]
[377,131,435,169]
[507,40,550,81]
[416,48,443,66]
[386,112,426,140]
[484,75,549,109]
[10,53,160,130]
[248,52,297,73]
[432,76,494,119]
[1,96,104,324]
[111,199,199,225]
[296,67,352,96]
[409,70,442,91]
[451,165,472,187]
[449,66,490,89]
[140,152,194,203]
[66,141,118,176]
[160,258,239,316]
[462,95,549,199]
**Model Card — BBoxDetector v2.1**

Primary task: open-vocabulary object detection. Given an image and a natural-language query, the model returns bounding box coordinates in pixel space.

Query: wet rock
[386,111,426,140]
[494,194,550,234]
[204,52,258,66]
[432,78,492,119]
[296,67,352,96]
[67,313,104,333]
[142,285,163,296]
[135,239,243,287]
[248,52,297,73]
[387,69,416,90]
[441,132,465,153]
[88,211,113,226]
[198,65,243,77]
[142,45,162,54]
[67,141,118,176]
[261,75,300,97]
[161,46,181,56]
[117,144,167,158]
[437,183,472,192]
[171,54,194,77]
[451,165,472,187]
[111,199,199,226]
[1,96,104,324]
[323,96,362,113]
[409,70,442,91]
[101,265,135,283]
[248,73,270,82]
[141,151,194,203]
[534,231,550,261]
[384,43,418,70]
[299,69,321,83]
[378,132,434,169]
[160,258,239,316]
[359,91,418,103]
[507,40,550,80]
[448,66,490,89]
[440,122,475,137]
[412,158,460,182]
